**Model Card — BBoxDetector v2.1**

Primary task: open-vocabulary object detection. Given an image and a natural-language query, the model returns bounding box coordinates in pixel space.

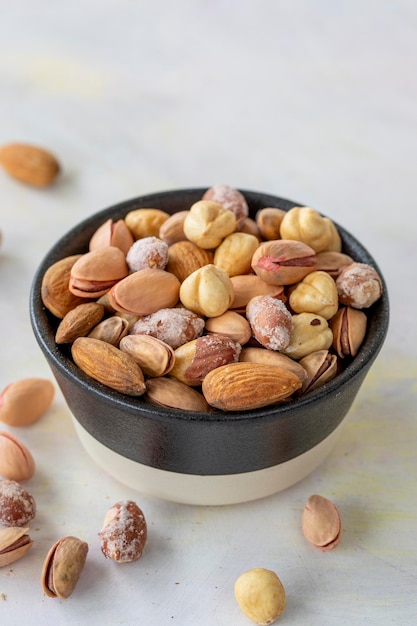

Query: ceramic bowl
[30,188,389,505]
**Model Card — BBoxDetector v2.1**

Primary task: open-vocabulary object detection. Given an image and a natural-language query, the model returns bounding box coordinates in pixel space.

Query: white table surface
[1,2,416,624]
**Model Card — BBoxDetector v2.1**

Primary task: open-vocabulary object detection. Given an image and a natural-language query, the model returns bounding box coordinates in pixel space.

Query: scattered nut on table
[41,536,89,599]
[0,479,36,526]
[99,500,147,563]
[0,432,36,481]
[234,567,286,625]
[0,377,55,427]
[0,142,61,187]
[0,526,33,568]
[302,494,342,551]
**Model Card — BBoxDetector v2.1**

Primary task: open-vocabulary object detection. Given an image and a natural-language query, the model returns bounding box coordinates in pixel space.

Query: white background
[0,1,416,624]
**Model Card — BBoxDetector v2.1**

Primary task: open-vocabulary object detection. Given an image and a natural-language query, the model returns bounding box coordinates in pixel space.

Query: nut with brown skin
[302,494,342,551]
[0,142,60,187]
[246,295,293,351]
[0,432,35,481]
[166,240,214,283]
[201,184,249,225]
[99,500,147,563]
[251,239,317,286]
[234,567,286,625]
[41,536,88,599]
[55,302,105,344]
[41,254,86,319]
[0,527,33,568]
[0,479,36,526]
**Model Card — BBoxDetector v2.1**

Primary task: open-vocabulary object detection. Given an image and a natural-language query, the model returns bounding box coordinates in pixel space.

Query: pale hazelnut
[282,313,333,360]
[124,208,170,239]
[183,200,236,249]
[280,206,342,253]
[179,264,234,317]
[234,567,286,625]
[213,232,259,276]
[289,270,339,320]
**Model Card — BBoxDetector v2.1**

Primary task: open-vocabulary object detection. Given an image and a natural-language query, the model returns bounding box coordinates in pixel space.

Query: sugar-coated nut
[126,236,169,271]
[41,536,89,599]
[251,239,317,286]
[124,208,170,239]
[282,312,333,360]
[0,377,55,427]
[201,184,249,224]
[0,432,35,481]
[183,200,237,249]
[234,567,286,625]
[179,264,234,317]
[0,142,60,187]
[302,494,342,551]
[336,262,383,309]
[289,270,339,319]
[213,232,259,276]
[130,307,205,350]
[0,479,36,526]
[170,334,242,386]
[280,206,342,253]
[246,296,293,351]
[99,500,147,563]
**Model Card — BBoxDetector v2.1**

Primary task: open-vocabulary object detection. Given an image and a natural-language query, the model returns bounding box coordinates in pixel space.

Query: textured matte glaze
[30,189,389,476]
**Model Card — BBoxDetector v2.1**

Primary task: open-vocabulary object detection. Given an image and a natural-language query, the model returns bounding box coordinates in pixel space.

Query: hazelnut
[234,567,286,625]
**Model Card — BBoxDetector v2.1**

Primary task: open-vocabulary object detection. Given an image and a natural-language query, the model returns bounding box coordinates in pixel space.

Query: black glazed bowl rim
[30,188,389,475]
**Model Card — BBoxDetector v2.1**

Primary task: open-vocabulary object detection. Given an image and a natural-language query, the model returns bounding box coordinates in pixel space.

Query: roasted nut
[170,334,241,386]
[124,208,170,239]
[166,240,214,283]
[89,218,134,255]
[99,500,147,563]
[237,216,261,238]
[71,337,146,396]
[230,275,285,311]
[336,262,383,309]
[240,347,307,385]
[183,200,236,249]
[289,270,339,320]
[246,295,293,351]
[280,206,342,253]
[158,210,189,244]
[145,377,210,412]
[0,432,35,481]
[205,311,252,345]
[108,268,180,316]
[55,302,105,344]
[213,232,259,277]
[87,316,129,346]
[0,479,36,526]
[126,236,169,271]
[41,536,88,599]
[41,255,86,319]
[69,246,129,298]
[0,378,54,427]
[0,527,33,568]
[179,264,234,317]
[130,307,205,350]
[201,184,249,225]
[302,494,342,551]
[0,142,60,187]
[234,567,286,625]
[255,207,286,240]
[251,239,317,286]
[329,306,367,358]
[298,350,338,394]
[202,362,302,411]
[120,335,175,377]
[282,313,333,360]
[315,251,354,277]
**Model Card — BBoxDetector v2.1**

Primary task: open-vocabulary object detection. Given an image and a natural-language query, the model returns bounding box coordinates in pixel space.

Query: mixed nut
[39,184,383,413]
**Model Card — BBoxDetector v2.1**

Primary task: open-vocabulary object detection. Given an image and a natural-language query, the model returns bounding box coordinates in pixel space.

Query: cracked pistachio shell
[108,268,180,316]
[298,349,338,394]
[145,377,210,412]
[280,206,342,253]
[205,310,252,345]
[183,200,236,249]
[69,246,129,298]
[302,494,342,551]
[329,306,367,358]
[119,334,175,377]
[179,264,234,318]
[235,567,286,625]
[41,536,88,599]
[0,377,54,427]
[282,313,333,360]
[0,431,35,481]
[289,270,339,320]
[0,527,33,568]
[87,315,129,346]
[251,239,317,286]
[89,218,134,255]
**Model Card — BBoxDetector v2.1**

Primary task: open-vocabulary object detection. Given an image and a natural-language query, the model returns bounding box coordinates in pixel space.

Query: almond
[0,142,60,187]
[202,362,302,411]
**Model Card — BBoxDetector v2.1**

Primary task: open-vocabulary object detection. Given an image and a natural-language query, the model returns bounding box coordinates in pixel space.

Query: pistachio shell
[330,306,368,358]
[302,494,342,551]
[0,432,35,481]
[108,268,180,316]
[145,377,210,412]
[88,316,129,346]
[69,246,129,298]
[0,378,55,426]
[0,527,33,568]
[89,218,134,255]
[41,536,88,599]
[119,335,175,377]
[298,349,338,394]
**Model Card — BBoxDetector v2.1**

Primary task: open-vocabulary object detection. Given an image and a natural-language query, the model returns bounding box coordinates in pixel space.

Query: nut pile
[40,184,383,412]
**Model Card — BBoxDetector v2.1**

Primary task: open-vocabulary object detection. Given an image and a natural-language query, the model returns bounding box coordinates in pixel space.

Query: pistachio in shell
[0,526,33,568]
[302,494,342,551]
[41,536,88,599]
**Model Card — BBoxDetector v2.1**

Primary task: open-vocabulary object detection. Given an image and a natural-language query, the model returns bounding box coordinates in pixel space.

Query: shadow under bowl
[30,188,389,505]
